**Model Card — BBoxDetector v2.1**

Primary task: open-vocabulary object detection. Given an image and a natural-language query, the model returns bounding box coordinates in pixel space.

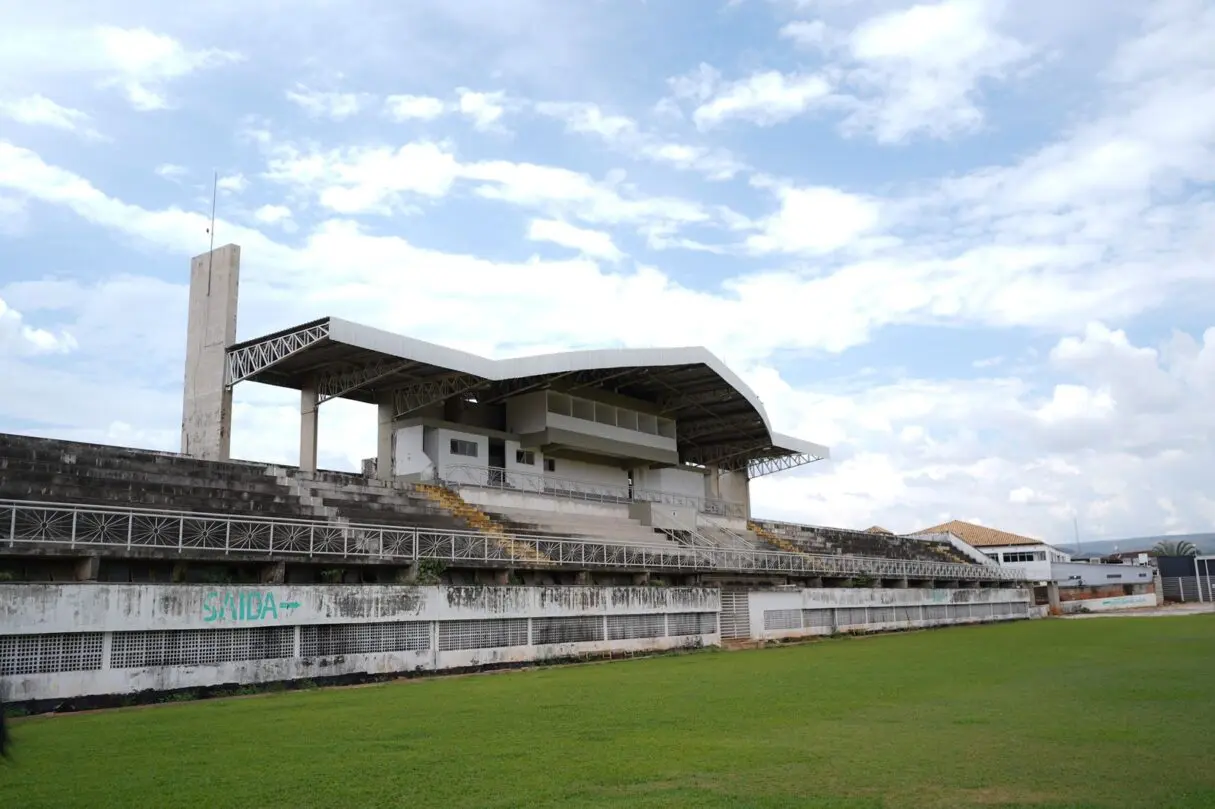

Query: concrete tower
[181,244,240,460]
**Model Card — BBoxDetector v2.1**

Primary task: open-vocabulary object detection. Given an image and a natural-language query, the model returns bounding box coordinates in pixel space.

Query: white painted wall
[980,544,1055,582]
[430,427,489,481]
[1052,561,1154,587]
[504,438,544,492]
[748,587,1034,642]
[392,425,432,477]
[0,584,719,702]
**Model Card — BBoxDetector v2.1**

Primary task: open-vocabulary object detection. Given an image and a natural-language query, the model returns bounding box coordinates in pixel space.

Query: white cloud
[746,185,882,255]
[155,163,187,180]
[457,88,508,131]
[750,321,1215,538]
[691,70,834,129]
[527,218,623,262]
[841,0,1035,142]
[253,204,294,229]
[217,173,248,194]
[286,85,365,120]
[0,95,94,134]
[689,0,1034,141]
[0,26,242,111]
[258,134,722,238]
[383,94,447,121]
[0,296,78,355]
[534,101,747,179]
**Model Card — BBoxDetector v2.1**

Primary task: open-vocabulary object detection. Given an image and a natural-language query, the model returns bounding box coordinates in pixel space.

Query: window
[544,458,556,472]
[1002,551,1038,564]
[1106,574,1122,579]
[449,439,478,457]
[515,450,535,466]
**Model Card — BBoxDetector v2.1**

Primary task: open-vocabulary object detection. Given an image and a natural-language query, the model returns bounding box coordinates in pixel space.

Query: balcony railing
[0,499,1026,583]
[436,463,747,518]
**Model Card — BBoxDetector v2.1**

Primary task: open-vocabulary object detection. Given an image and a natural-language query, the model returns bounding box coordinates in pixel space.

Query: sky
[1,0,1213,546]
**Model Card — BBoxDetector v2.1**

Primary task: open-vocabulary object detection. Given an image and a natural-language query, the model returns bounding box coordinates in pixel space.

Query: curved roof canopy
[226,317,829,477]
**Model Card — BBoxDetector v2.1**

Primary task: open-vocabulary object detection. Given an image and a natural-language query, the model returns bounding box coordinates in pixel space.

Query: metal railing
[0,499,1026,582]
[436,464,747,518]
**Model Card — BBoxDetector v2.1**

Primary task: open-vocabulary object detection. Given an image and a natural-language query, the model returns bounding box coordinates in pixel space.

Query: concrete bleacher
[0,433,305,517]
[753,519,970,565]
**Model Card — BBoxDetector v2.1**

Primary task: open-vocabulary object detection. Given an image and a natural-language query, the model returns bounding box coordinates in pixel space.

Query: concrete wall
[748,587,1034,642]
[551,457,629,489]
[715,470,750,517]
[430,427,489,479]
[0,584,719,702]
[392,425,432,477]
[634,467,705,501]
[1059,593,1157,613]
[504,392,547,435]
[628,502,699,531]
[504,438,545,491]
[180,244,240,461]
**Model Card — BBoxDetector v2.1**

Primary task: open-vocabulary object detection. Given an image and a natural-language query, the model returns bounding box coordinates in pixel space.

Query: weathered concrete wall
[1059,593,1157,613]
[180,244,240,461]
[0,584,719,703]
[748,587,1034,642]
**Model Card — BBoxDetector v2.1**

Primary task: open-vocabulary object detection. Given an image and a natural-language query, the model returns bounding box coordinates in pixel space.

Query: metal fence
[436,464,746,518]
[0,499,1024,582]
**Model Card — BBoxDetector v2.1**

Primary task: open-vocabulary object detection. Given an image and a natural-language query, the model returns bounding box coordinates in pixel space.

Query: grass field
[3,616,1214,808]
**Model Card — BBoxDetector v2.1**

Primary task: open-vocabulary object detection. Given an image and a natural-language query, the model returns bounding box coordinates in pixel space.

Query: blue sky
[1,0,1213,544]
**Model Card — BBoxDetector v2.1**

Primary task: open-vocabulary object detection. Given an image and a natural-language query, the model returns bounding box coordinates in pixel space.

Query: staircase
[415,483,549,564]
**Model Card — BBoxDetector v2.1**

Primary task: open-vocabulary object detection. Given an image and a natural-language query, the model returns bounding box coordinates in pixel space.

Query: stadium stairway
[414,484,550,564]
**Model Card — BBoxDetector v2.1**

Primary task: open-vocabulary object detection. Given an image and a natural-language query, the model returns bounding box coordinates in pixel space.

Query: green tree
[1152,539,1198,557]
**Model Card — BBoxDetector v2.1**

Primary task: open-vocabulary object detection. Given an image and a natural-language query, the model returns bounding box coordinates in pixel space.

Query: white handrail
[0,499,1026,582]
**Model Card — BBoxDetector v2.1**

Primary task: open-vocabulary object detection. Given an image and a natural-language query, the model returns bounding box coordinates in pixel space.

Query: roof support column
[376,394,395,482]
[300,384,318,474]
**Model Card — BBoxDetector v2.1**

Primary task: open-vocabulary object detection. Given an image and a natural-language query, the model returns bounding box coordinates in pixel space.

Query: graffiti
[202,590,300,623]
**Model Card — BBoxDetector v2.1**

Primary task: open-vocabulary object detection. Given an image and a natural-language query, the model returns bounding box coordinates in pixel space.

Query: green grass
[4,617,1215,808]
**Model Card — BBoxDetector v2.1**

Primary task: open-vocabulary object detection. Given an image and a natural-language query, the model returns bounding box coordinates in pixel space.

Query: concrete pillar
[575,571,592,585]
[1047,582,1061,611]
[300,385,318,473]
[396,563,419,585]
[376,396,395,482]
[806,576,823,588]
[74,555,99,582]
[895,576,909,588]
[632,572,650,586]
[181,244,240,460]
[260,561,286,584]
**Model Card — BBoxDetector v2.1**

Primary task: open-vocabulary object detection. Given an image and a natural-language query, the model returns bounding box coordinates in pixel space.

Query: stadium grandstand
[0,245,1030,708]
